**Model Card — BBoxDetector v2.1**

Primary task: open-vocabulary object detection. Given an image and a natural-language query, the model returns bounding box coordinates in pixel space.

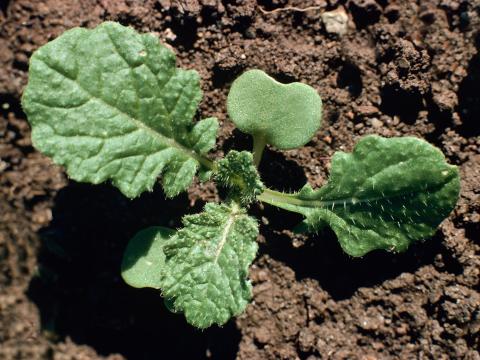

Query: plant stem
[252,135,267,167]
[197,147,304,211]
[196,154,215,170]
[257,188,307,212]
[195,147,325,214]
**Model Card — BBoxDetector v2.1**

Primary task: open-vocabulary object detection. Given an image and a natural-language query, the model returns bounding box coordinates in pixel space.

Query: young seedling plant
[22,22,460,329]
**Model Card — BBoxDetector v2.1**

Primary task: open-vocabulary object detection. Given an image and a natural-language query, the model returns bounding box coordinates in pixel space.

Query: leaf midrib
[36,55,210,167]
[214,207,240,263]
[260,179,453,213]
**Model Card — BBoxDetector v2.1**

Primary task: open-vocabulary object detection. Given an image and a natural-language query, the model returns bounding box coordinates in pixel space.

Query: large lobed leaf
[22,22,217,198]
[263,135,460,257]
[160,202,258,328]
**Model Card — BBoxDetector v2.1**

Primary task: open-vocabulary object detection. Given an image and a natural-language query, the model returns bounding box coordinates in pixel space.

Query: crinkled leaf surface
[160,202,258,328]
[121,226,175,289]
[261,136,460,257]
[215,150,264,205]
[22,22,218,198]
[227,69,322,149]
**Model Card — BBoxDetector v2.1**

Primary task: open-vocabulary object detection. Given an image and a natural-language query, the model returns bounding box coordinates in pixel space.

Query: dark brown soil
[1,0,479,359]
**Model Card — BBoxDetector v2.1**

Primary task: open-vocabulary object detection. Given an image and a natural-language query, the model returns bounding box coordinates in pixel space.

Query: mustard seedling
[22,22,460,329]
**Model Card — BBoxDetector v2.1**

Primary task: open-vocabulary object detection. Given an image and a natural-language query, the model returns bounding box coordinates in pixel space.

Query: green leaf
[227,69,322,150]
[198,168,213,182]
[215,150,264,205]
[121,226,175,289]
[22,22,218,198]
[160,202,258,328]
[259,135,460,257]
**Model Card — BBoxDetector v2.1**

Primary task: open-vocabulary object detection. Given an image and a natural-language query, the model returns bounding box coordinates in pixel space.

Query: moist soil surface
[1,1,479,359]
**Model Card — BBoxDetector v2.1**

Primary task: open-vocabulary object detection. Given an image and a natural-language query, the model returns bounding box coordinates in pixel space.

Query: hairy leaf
[22,22,218,198]
[227,69,322,149]
[215,151,264,204]
[121,226,175,289]
[260,136,460,257]
[159,202,258,328]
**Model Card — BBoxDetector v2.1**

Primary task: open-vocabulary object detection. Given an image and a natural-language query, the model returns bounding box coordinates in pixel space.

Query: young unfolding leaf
[260,136,460,257]
[121,226,175,289]
[227,69,322,150]
[215,150,264,204]
[159,202,258,328]
[22,22,218,198]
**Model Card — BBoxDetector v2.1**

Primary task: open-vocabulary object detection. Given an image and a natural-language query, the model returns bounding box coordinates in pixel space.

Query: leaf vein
[37,56,206,166]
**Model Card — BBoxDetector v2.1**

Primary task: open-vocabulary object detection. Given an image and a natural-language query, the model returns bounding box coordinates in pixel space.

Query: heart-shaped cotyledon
[227,69,323,150]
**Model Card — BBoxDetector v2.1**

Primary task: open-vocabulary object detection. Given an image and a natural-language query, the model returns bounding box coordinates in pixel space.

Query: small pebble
[321,7,348,36]
[163,28,176,41]
[371,118,383,128]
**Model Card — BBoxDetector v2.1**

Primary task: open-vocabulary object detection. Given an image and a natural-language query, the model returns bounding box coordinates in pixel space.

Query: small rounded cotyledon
[227,69,323,150]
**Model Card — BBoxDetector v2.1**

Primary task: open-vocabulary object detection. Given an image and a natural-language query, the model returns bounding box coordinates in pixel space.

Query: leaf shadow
[222,128,307,192]
[0,0,9,15]
[27,182,240,359]
[257,203,463,301]
[259,149,307,192]
[457,37,480,137]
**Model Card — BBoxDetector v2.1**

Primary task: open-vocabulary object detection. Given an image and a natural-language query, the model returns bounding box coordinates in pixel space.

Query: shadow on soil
[457,48,480,137]
[0,0,9,14]
[223,128,308,192]
[27,182,240,360]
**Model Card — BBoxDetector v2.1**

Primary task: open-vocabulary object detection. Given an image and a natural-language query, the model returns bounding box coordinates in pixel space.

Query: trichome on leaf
[21,22,460,329]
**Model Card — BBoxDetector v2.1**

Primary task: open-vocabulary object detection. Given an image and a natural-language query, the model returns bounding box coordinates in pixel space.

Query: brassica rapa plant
[22,22,460,329]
